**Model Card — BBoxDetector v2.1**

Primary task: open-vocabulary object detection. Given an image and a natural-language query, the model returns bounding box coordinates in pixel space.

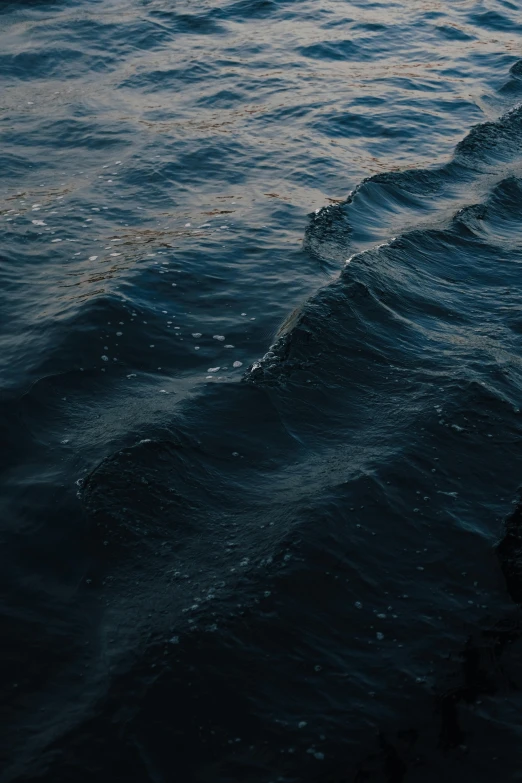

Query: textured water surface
[2,1,522,781]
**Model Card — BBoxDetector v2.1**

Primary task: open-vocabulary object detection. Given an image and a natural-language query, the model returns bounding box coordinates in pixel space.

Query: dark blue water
[2,1,522,781]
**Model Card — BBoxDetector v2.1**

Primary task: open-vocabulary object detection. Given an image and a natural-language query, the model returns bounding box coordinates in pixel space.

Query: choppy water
[2,1,522,781]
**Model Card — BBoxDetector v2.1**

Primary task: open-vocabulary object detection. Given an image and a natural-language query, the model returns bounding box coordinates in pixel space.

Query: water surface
[2,1,522,781]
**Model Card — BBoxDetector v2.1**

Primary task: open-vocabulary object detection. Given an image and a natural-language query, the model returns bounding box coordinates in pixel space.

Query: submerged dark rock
[497,497,522,604]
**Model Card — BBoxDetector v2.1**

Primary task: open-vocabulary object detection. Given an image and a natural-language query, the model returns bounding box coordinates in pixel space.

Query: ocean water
[2,1,522,780]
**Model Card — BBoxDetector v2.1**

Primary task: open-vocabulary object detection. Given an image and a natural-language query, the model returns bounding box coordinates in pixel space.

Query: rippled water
[2,1,522,781]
